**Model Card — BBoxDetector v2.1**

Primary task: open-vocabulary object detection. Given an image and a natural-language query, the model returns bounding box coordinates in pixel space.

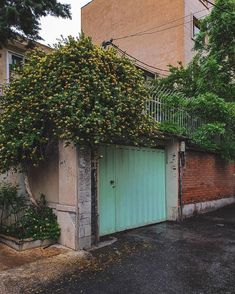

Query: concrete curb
[182,197,235,218]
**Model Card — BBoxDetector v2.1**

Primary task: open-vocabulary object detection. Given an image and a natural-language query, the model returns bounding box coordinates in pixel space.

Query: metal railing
[0,81,201,136]
[147,85,202,135]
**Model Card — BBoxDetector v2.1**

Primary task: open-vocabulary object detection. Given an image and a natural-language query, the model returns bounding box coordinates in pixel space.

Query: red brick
[182,150,235,204]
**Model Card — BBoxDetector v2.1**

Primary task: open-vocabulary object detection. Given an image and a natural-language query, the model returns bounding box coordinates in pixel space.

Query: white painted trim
[6,51,10,83]
[6,50,25,83]
[183,197,235,218]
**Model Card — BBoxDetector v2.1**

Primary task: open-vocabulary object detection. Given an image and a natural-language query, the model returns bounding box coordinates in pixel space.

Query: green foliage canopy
[195,0,235,75]
[158,91,235,159]
[157,0,235,101]
[0,36,159,173]
[0,0,71,47]
[154,0,235,158]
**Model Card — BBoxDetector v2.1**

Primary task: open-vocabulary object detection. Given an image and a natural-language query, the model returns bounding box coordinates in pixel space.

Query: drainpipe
[179,141,186,221]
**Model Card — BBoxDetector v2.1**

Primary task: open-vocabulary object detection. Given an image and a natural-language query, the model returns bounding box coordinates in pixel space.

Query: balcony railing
[147,85,202,135]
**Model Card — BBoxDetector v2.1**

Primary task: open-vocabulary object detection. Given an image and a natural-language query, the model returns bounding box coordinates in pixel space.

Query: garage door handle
[110,180,115,188]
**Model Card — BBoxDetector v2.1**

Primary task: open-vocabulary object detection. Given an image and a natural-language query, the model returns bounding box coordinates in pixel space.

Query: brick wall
[182,150,235,204]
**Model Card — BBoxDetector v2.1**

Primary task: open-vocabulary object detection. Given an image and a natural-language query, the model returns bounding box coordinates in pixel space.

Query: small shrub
[1,192,60,241]
[0,183,26,229]
[159,121,186,135]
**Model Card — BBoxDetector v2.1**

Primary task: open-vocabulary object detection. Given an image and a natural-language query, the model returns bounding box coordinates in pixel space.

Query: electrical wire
[113,6,212,41]
[114,48,165,76]
[105,4,228,76]
[114,47,167,77]
[111,43,169,73]
[112,14,208,44]
[106,14,208,76]
[111,43,169,77]
[199,0,211,9]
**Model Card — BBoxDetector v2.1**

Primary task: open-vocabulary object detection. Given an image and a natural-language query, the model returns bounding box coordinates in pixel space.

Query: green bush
[0,183,26,228]
[8,207,60,241]
[0,35,159,174]
[1,191,60,241]
[159,121,186,135]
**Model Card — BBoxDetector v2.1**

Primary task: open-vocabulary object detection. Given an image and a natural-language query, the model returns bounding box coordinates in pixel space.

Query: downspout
[179,141,186,221]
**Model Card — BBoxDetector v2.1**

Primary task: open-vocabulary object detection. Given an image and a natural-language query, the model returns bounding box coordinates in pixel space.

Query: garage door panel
[115,147,141,231]
[98,145,116,235]
[99,145,166,236]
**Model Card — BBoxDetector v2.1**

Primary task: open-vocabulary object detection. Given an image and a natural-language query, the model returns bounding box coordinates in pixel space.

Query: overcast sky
[40,0,91,46]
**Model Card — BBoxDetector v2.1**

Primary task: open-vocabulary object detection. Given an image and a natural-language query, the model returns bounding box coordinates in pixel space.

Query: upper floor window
[193,16,201,37]
[7,51,24,82]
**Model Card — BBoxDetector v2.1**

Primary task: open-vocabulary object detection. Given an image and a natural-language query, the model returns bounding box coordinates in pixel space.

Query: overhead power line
[102,3,229,76]
[101,40,169,75]
[112,13,206,44]
[199,0,211,9]
[114,49,165,76]
[113,6,212,41]
[102,14,208,76]
[108,1,234,43]
[110,42,169,76]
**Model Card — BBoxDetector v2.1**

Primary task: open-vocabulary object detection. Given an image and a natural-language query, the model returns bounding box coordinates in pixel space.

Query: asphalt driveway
[33,204,235,294]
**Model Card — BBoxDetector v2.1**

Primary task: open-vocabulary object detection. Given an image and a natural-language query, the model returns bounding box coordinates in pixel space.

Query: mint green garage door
[99,145,166,236]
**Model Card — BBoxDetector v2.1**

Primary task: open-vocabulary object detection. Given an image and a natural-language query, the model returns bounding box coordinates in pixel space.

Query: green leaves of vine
[0,36,159,173]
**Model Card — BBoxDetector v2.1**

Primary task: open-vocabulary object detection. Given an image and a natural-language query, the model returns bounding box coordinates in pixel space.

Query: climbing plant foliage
[0,36,159,173]
[154,0,235,159]
[158,0,235,102]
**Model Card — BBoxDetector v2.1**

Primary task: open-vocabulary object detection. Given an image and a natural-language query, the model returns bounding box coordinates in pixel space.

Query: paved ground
[0,243,66,271]
[0,245,88,294]
[33,204,235,294]
[23,205,235,293]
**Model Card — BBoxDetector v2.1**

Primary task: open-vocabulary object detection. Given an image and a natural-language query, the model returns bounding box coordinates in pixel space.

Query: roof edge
[81,0,93,10]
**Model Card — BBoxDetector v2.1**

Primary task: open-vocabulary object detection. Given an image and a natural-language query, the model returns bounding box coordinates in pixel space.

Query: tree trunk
[24,173,38,207]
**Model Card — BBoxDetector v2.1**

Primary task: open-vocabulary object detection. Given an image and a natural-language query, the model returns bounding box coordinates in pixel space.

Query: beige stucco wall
[82,0,212,71]
[82,0,185,72]
[29,145,59,205]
